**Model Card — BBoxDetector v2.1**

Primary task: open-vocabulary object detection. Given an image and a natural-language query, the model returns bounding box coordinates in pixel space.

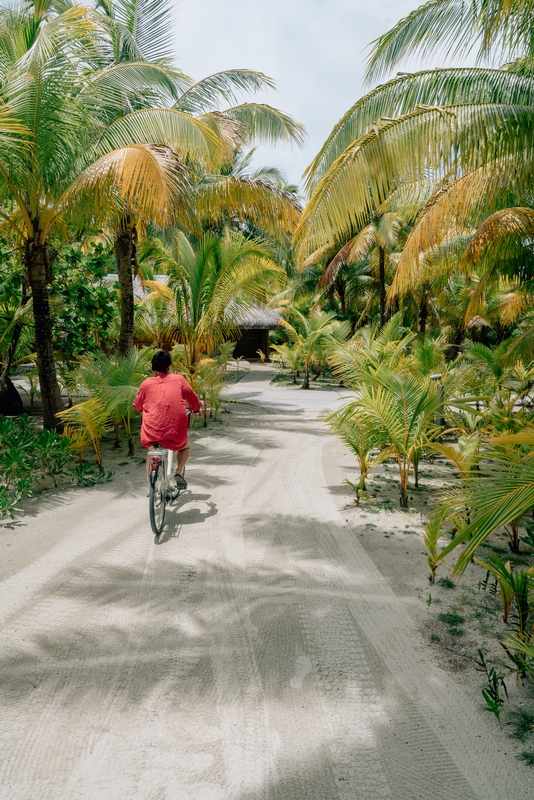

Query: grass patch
[439,612,465,626]
[516,752,534,767]
[508,709,534,742]
[437,577,455,589]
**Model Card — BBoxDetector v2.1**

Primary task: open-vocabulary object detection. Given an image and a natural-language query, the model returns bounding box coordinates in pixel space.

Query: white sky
[171,0,429,189]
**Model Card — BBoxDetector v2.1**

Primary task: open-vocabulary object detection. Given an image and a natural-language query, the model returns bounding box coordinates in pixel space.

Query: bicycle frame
[148,446,174,483]
[148,447,181,535]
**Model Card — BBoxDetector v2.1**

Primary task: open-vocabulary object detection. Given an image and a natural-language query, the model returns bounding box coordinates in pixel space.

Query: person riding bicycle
[133,350,201,488]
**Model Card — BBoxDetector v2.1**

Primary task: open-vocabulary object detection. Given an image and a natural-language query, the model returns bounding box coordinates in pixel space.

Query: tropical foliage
[0,0,303,430]
[283,0,534,727]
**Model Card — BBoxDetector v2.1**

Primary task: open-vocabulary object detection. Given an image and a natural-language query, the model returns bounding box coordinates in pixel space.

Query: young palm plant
[270,343,303,383]
[440,437,534,574]
[77,348,153,455]
[325,409,381,506]
[57,398,109,471]
[281,309,349,389]
[141,230,284,373]
[334,367,443,507]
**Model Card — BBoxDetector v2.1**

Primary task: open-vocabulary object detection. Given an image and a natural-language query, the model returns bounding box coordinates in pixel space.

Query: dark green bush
[0,415,111,519]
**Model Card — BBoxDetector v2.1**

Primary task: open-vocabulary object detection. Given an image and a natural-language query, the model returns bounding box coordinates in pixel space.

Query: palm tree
[365,0,534,83]
[319,210,407,327]
[139,230,285,373]
[92,0,216,356]
[281,309,347,389]
[0,1,221,428]
[331,363,443,507]
[94,0,304,352]
[270,343,303,383]
[297,28,534,325]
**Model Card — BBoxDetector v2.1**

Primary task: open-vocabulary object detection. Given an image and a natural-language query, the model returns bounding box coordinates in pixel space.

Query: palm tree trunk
[115,219,137,356]
[25,238,64,430]
[419,289,428,337]
[379,245,386,327]
[399,467,409,508]
[302,363,310,389]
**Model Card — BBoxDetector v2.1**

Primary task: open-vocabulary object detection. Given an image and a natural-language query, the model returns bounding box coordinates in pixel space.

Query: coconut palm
[92,1,304,352]
[297,38,534,324]
[281,309,347,389]
[77,347,152,454]
[90,0,215,355]
[439,440,534,572]
[139,230,285,374]
[0,1,221,428]
[334,366,443,506]
[365,0,534,83]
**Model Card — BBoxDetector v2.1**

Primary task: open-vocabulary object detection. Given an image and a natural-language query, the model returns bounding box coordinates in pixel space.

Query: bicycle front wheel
[149,461,166,535]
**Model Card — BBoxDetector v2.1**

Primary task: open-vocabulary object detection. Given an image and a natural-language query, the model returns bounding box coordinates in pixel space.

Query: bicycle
[148,445,186,536]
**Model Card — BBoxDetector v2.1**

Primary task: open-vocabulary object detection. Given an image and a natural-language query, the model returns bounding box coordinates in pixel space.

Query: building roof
[233,306,282,329]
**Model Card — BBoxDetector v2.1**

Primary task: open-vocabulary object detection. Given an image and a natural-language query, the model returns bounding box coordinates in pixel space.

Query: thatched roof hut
[106,274,281,359]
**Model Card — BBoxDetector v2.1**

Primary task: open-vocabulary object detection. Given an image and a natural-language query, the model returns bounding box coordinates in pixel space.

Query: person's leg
[176,445,190,474]
[145,448,151,479]
[145,448,152,495]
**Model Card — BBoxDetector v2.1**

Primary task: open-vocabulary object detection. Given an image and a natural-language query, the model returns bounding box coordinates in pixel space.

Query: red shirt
[133,373,201,450]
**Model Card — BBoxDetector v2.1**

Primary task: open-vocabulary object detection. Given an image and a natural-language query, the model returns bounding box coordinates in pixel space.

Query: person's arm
[181,379,201,412]
[132,384,145,412]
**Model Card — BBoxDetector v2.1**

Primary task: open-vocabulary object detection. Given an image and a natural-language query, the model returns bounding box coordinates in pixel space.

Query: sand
[0,365,532,799]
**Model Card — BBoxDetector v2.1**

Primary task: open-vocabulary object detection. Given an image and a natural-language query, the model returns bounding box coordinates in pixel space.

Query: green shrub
[0,414,112,519]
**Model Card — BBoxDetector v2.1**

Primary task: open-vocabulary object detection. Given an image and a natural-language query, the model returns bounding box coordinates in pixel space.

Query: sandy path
[1,367,532,799]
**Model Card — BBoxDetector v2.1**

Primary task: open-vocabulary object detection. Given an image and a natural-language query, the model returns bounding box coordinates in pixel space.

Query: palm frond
[53,143,189,234]
[111,0,176,63]
[175,70,275,114]
[81,61,190,107]
[95,106,223,162]
[364,0,534,83]
[440,447,534,574]
[193,176,301,238]
[222,103,305,148]
[305,67,534,190]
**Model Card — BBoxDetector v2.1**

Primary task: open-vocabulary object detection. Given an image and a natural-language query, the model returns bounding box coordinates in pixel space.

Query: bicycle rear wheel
[149,461,166,535]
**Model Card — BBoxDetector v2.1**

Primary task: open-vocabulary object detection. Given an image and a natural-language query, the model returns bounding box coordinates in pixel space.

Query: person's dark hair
[152,349,172,373]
